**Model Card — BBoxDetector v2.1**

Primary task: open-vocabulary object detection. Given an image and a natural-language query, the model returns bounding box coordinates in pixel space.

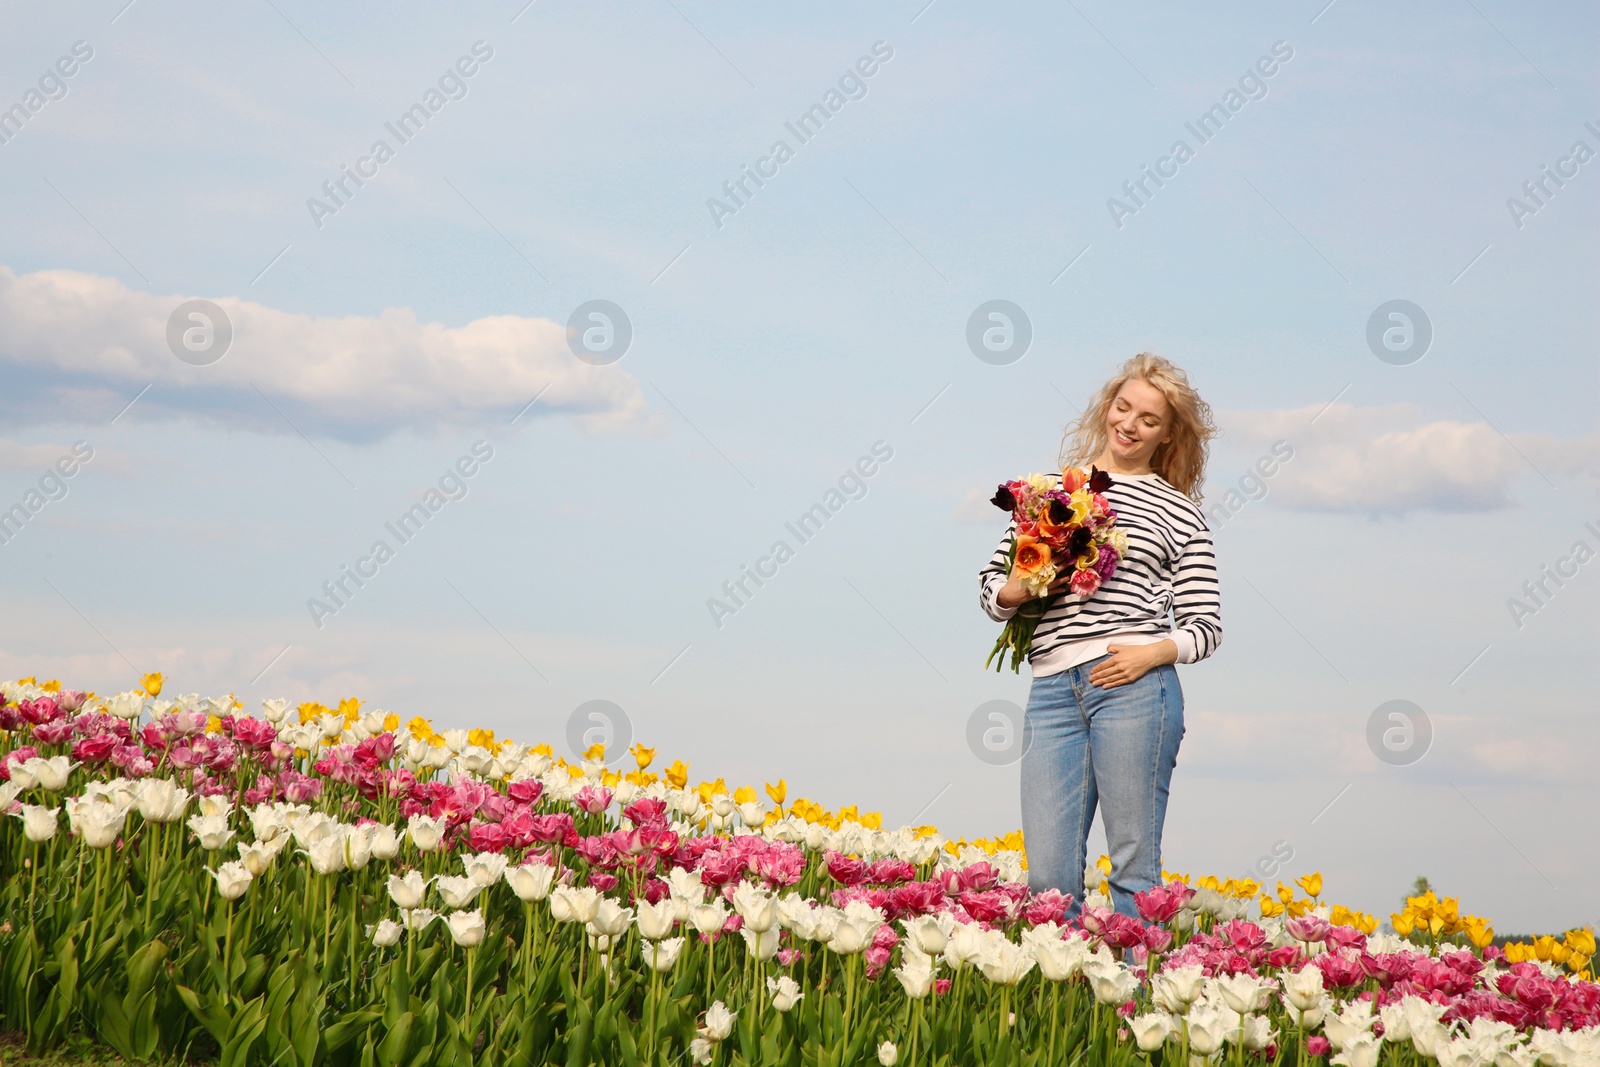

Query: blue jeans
[1019,655,1185,921]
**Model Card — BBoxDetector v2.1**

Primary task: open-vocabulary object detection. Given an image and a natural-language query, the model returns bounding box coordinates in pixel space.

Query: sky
[0,0,1595,934]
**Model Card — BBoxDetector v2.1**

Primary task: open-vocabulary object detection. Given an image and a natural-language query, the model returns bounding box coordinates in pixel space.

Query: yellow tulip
[1392,912,1416,937]
[141,672,165,697]
[601,769,621,787]
[1277,882,1294,905]
[1296,872,1322,899]
[1259,895,1285,918]
[205,714,224,735]
[1233,879,1261,899]
[468,728,495,749]
[765,779,787,806]
[1465,920,1494,949]
[664,760,689,789]
[1568,952,1591,973]
[629,743,656,770]
[42,678,62,692]
[733,785,758,805]
[1565,927,1597,956]
[1096,855,1112,875]
[582,742,606,761]
[337,696,363,721]
[383,713,400,733]
[1428,916,1445,937]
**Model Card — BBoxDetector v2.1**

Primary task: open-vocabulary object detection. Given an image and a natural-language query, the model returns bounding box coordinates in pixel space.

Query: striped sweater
[978,471,1222,675]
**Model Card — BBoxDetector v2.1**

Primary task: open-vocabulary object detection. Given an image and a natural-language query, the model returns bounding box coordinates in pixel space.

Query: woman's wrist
[995,579,1030,609]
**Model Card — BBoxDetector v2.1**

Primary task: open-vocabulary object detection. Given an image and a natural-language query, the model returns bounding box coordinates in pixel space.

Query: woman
[978,352,1221,921]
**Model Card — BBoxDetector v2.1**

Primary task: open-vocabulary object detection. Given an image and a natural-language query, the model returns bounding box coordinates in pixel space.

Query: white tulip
[368,824,400,861]
[635,899,676,940]
[317,712,345,740]
[1332,1033,1381,1067]
[1232,1014,1276,1051]
[302,835,346,875]
[979,938,1036,986]
[505,862,556,902]
[942,921,988,970]
[369,919,404,947]
[435,875,483,909]
[1281,964,1325,1010]
[77,801,128,848]
[741,925,781,961]
[187,812,235,852]
[1215,972,1274,1015]
[688,899,729,937]
[731,882,777,934]
[689,1037,714,1066]
[107,691,148,720]
[1152,963,1206,1013]
[136,779,191,823]
[237,841,276,877]
[641,936,685,973]
[388,870,428,910]
[828,916,877,955]
[24,756,75,792]
[407,814,446,852]
[447,909,486,947]
[590,898,634,938]
[462,852,507,888]
[877,1041,898,1066]
[549,886,600,925]
[1186,1004,1230,1057]
[699,1001,736,1042]
[342,825,374,870]
[212,861,253,900]
[894,949,936,998]
[736,800,766,828]
[261,698,289,723]
[767,975,804,1012]
[196,794,233,819]
[902,915,947,957]
[16,803,59,842]
[1088,963,1139,1005]
[1129,1012,1175,1052]
[405,908,438,932]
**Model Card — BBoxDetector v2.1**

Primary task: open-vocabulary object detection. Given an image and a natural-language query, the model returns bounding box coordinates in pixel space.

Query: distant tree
[1408,875,1432,900]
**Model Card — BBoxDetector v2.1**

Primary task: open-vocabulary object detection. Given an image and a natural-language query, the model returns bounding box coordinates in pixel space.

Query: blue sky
[0,0,1595,932]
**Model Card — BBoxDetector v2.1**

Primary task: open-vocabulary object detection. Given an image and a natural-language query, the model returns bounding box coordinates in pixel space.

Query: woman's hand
[994,567,1076,609]
[1089,640,1177,689]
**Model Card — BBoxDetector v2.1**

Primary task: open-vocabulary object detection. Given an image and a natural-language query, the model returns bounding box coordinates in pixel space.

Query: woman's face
[1104,379,1172,470]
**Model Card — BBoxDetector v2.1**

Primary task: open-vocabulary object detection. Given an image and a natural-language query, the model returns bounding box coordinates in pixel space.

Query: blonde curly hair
[1059,353,1219,502]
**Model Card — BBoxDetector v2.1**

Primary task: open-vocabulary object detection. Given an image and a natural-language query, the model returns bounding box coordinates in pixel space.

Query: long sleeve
[1168,523,1222,663]
[978,519,1020,623]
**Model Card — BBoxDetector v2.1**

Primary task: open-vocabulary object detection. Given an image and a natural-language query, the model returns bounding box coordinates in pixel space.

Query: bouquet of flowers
[985,465,1126,672]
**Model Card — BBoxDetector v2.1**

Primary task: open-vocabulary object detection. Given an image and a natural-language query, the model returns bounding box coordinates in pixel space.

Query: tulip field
[1,676,1597,1067]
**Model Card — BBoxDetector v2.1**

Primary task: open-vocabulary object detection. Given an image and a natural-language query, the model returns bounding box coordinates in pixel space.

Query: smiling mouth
[1115,432,1136,446]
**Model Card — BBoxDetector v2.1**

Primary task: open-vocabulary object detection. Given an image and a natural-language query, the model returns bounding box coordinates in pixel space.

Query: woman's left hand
[1089,640,1178,689]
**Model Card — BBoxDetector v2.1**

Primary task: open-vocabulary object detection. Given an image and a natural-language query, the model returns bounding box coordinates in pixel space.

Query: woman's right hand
[995,567,1075,609]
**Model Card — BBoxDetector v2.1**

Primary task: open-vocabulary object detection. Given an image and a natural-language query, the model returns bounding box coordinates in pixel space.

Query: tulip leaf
[377,1010,415,1067]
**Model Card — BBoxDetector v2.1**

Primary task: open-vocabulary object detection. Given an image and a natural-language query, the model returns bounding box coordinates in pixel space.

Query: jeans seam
[1149,667,1168,880]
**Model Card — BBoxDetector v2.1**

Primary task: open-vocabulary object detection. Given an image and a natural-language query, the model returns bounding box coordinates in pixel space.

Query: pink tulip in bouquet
[985,465,1126,672]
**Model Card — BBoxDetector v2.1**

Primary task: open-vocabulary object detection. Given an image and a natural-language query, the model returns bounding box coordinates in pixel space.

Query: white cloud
[0,265,650,439]
[1209,403,1599,516]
